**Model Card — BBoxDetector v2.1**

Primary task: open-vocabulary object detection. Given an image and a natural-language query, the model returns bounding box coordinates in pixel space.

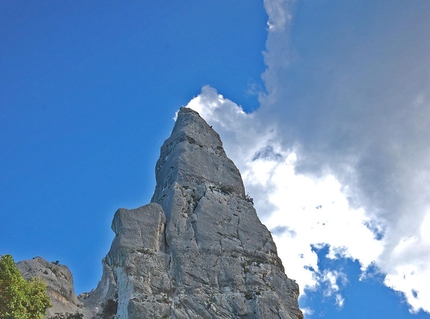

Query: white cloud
[421,213,430,245]
[185,0,430,314]
[301,307,314,317]
[185,82,430,313]
[335,294,345,309]
[184,86,382,297]
[264,0,292,32]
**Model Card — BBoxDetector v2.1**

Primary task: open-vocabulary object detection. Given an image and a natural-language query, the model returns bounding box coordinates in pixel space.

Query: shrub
[219,184,234,195]
[0,254,52,319]
[99,298,117,319]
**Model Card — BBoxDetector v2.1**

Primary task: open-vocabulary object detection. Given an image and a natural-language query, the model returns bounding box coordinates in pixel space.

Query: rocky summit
[18,108,302,319]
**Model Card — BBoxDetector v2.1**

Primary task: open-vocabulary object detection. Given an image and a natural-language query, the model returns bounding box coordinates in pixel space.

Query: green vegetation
[219,184,235,195]
[0,254,52,319]
[245,194,254,204]
[98,298,117,319]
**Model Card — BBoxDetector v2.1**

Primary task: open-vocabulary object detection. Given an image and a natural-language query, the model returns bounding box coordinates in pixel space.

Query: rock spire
[19,107,302,319]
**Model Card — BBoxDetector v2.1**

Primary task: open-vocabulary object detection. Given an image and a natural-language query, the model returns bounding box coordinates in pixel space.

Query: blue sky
[1,1,430,318]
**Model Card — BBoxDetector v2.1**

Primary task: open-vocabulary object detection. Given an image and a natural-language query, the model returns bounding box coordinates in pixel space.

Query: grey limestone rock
[18,107,302,319]
[80,203,170,318]
[148,108,302,319]
[17,257,84,318]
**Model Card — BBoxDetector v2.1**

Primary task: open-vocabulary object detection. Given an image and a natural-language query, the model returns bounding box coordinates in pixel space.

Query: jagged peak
[172,107,223,146]
[151,107,245,213]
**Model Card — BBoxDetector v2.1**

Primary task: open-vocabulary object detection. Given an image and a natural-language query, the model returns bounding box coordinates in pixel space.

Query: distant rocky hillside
[18,108,302,319]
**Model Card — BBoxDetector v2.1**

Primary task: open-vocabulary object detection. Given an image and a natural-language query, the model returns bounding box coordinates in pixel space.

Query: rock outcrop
[17,257,83,318]
[19,108,302,319]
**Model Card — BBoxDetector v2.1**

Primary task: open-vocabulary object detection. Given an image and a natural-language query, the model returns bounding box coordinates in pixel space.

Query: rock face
[81,204,171,319]
[17,257,83,318]
[19,108,302,319]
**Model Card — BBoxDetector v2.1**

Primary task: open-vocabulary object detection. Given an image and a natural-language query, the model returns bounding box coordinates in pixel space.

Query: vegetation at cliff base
[0,254,52,319]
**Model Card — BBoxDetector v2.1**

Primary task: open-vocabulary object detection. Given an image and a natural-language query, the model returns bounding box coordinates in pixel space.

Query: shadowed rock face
[19,108,302,319]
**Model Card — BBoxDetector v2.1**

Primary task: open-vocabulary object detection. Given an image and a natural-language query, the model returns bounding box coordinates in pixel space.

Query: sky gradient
[1,1,430,318]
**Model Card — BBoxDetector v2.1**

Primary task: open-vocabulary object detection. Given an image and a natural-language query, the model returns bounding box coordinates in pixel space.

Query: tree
[0,255,52,319]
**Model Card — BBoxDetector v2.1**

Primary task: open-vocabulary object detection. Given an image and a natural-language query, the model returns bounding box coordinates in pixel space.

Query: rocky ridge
[18,108,302,319]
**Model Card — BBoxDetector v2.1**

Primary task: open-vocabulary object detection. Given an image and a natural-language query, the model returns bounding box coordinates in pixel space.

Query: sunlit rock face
[17,257,83,318]
[147,108,302,318]
[83,203,171,319]
[19,108,302,319]
[94,108,302,318]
